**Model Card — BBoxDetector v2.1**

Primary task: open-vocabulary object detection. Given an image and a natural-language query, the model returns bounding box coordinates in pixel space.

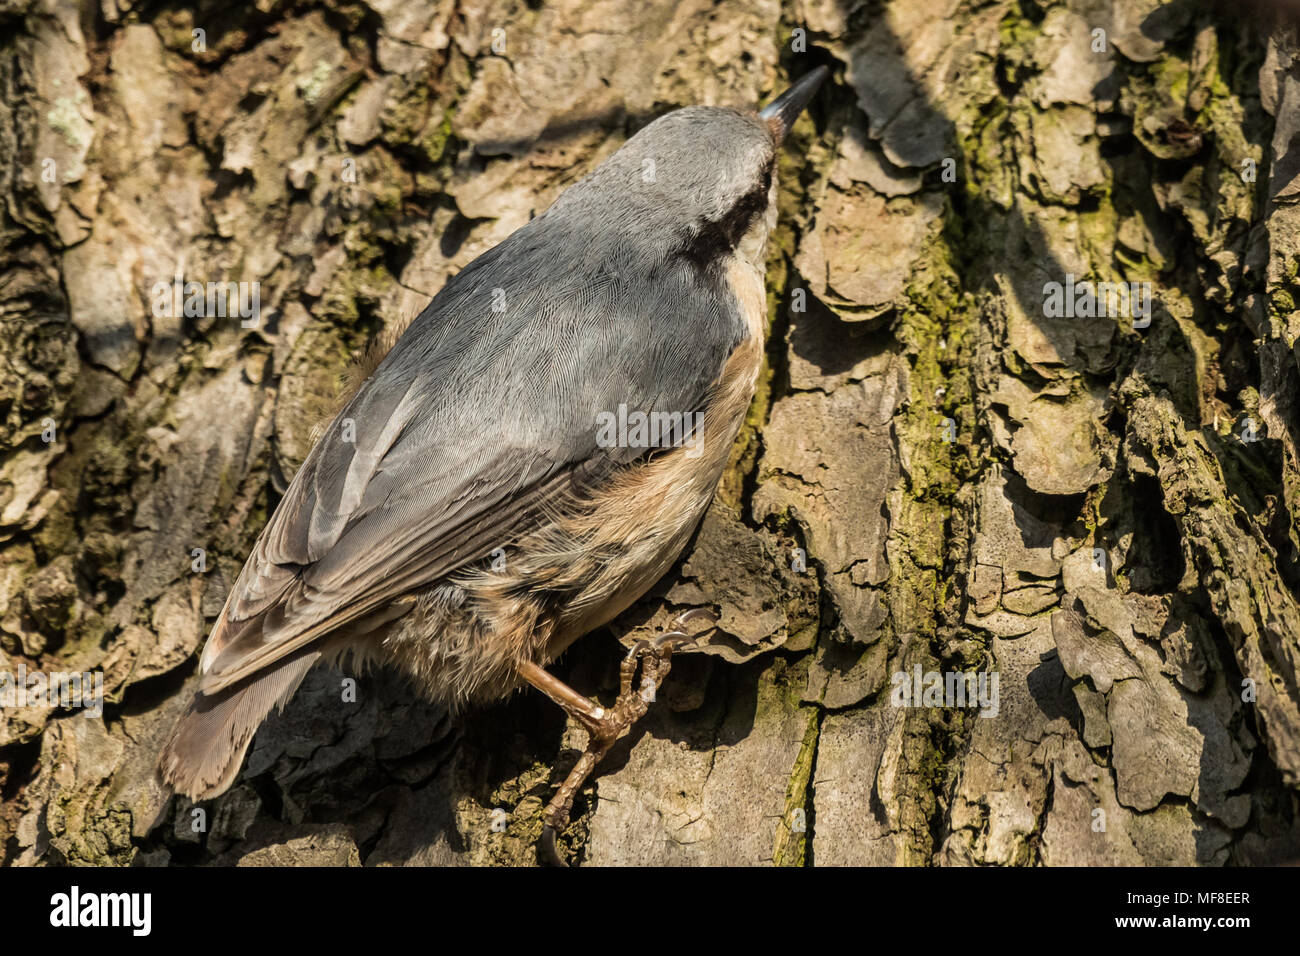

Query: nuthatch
[158,66,828,864]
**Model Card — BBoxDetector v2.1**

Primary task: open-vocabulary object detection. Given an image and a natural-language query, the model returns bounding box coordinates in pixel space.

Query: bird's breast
[540,268,768,656]
[724,250,769,350]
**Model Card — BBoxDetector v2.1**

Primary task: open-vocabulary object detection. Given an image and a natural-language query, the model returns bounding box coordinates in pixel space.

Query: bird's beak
[759,66,829,144]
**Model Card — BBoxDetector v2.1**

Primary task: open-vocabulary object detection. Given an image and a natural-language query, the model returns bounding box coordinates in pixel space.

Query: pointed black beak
[759,66,828,144]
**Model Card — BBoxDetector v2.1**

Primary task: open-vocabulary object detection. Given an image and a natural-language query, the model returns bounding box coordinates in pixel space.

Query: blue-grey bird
[157,66,828,864]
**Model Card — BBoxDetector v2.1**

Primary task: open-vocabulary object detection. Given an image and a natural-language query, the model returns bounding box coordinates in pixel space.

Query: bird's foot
[538,620,708,867]
[665,606,718,642]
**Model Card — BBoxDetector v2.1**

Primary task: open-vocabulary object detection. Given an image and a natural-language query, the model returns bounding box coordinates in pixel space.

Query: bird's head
[548,67,828,271]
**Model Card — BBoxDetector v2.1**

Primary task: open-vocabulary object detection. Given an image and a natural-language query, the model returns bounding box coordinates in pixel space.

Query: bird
[156,65,828,865]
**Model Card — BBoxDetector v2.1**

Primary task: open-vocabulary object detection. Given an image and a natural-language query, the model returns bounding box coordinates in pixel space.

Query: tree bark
[2,0,1299,866]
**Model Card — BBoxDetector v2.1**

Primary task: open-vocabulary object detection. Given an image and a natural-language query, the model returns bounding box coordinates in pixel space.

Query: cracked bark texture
[2,0,1300,866]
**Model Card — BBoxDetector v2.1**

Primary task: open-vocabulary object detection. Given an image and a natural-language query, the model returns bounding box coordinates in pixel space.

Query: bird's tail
[156,650,319,801]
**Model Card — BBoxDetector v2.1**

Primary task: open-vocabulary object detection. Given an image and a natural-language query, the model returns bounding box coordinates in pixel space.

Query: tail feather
[157,650,320,800]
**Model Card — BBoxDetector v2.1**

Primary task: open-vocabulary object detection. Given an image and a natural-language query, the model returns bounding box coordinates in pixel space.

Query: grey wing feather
[198,207,747,693]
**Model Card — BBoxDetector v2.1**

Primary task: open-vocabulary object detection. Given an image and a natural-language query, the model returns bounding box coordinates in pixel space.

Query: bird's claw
[623,638,655,662]
[536,607,719,867]
[539,823,568,868]
[654,632,693,650]
[671,607,718,631]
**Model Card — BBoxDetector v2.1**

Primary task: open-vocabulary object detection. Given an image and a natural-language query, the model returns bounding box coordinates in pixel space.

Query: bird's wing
[197,224,747,694]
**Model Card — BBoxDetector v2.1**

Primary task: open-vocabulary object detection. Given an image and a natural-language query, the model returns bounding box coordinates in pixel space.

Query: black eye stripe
[675,160,774,268]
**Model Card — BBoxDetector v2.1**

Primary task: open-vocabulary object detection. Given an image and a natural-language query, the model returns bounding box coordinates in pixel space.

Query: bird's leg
[518,607,717,866]
[517,642,679,867]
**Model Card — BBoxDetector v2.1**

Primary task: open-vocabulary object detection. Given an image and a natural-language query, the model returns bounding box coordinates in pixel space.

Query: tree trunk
[3,0,1299,866]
